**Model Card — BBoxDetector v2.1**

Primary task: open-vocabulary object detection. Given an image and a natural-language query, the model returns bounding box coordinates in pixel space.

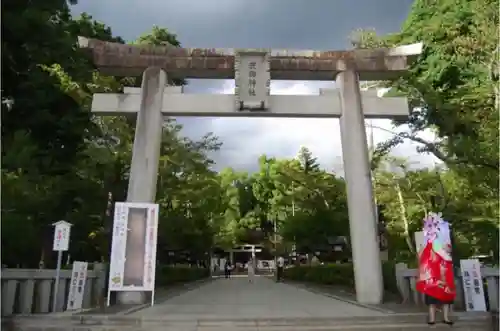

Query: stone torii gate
[79,37,422,305]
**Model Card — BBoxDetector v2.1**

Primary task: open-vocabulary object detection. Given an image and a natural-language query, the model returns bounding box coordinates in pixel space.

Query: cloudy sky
[72,0,439,173]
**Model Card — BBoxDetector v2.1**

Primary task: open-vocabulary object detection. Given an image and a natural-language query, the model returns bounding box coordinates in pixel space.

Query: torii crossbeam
[92,87,409,119]
[79,37,421,80]
[80,37,422,306]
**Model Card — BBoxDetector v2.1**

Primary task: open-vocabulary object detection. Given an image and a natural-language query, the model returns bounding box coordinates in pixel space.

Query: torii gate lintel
[78,37,422,81]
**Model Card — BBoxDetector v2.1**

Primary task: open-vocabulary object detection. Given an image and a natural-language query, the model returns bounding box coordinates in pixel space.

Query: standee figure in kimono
[416,212,456,326]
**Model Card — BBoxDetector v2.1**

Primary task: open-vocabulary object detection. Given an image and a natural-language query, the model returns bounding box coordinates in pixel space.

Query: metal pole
[368,121,379,224]
[52,251,63,312]
[274,221,277,251]
[274,220,278,281]
[368,121,383,256]
[265,161,278,278]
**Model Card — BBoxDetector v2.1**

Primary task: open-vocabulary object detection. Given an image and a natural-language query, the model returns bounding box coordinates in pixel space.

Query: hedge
[283,261,399,295]
[155,265,210,287]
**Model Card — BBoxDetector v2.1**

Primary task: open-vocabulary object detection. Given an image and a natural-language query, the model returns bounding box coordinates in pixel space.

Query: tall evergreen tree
[296,146,320,174]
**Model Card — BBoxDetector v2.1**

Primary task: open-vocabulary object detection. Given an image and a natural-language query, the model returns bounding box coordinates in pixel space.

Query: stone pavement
[133,275,385,320]
[9,276,494,330]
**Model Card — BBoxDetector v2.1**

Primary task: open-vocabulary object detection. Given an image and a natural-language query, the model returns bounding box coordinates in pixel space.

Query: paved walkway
[12,277,491,330]
[134,276,385,320]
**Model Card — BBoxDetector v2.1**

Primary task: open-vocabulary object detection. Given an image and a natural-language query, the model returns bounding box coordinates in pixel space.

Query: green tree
[134,25,181,46]
[373,156,499,263]
[350,0,499,262]
[245,154,349,256]
[352,0,499,181]
[131,26,185,87]
[1,2,126,267]
[155,119,223,259]
[296,146,320,174]
[1,7,220,267]
[216,168,254,247]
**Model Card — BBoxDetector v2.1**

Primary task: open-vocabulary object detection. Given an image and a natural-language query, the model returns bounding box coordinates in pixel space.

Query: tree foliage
[352,0,499,262]
[1,2,220,267]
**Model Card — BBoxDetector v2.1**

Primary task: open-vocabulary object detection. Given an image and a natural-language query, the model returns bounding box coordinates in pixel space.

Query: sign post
[51,220,72,312]
[107,202,159,307]
[66,261,88,311]
[460,259,487,311]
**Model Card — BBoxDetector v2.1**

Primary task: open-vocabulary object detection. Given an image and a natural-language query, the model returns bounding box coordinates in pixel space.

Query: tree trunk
[395,182,414,254]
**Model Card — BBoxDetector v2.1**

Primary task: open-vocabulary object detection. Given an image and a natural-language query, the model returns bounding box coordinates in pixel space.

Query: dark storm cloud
[72,0,432,172]
[73,0,413,48]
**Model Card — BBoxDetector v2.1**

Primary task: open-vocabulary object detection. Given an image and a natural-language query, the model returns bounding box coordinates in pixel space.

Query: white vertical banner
[143,204,159,291]
[66,261,88,311]
[460,259,487,312]
[108,202,128,292]
[414,231,425,252]
[107,202,159,306]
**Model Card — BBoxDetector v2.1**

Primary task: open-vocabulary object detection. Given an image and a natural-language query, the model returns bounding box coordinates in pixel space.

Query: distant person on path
[224,260,232,279]
[247,258,255,283]
[276,255,285,282]
[416,213,455,326]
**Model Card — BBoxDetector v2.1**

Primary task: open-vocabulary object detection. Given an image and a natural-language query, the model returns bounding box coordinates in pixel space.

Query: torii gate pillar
[337,69,383,304]
[119,67,166,305]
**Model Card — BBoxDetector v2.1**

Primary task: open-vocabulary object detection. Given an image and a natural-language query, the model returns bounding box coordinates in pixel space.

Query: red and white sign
[52,221,72,251]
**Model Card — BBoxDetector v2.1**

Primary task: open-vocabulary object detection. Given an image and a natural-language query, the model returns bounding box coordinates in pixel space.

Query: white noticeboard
[52,221,72,251]
[235,51,270,110]
[107,202,159,307]
[66,261,88,311]
[414,231,425,253]
[460,259,487,312]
